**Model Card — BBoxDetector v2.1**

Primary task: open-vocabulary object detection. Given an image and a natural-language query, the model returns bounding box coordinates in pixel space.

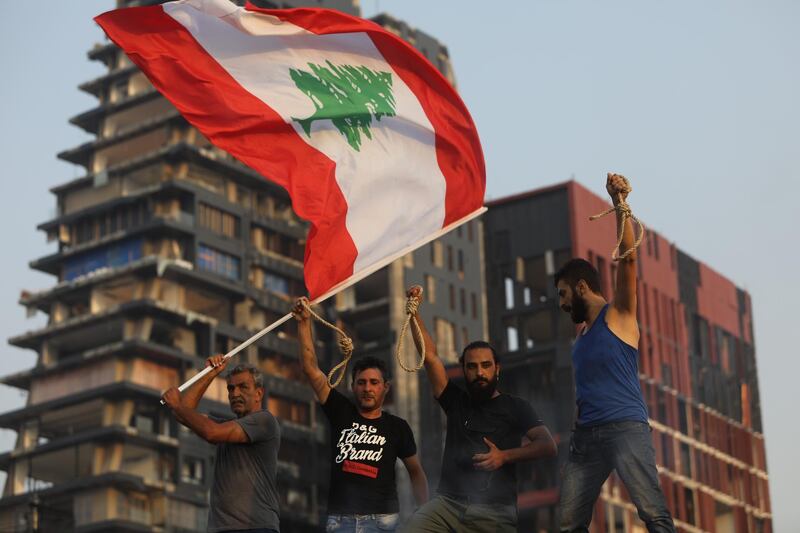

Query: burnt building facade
[0,1,479,531]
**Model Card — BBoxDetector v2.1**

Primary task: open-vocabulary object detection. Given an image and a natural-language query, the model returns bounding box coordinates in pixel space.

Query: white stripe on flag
[164,1,447,273]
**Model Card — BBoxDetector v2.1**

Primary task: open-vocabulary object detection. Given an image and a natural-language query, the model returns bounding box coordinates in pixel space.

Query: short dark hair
[459,341,499,366]
[351,356,389,383]
[226,363,264,389]
[554,258,602,294]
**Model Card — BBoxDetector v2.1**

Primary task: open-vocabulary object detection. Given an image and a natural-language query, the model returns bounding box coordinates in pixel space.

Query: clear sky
[1,1,797,530]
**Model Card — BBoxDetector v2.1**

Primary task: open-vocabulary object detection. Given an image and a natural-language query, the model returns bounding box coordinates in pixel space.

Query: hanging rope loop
[588,174,645,262]
[300,299,354,388]
[396,287,426,372]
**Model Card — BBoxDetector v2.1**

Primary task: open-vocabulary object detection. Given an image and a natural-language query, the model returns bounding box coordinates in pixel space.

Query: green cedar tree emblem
[290,61,396,152]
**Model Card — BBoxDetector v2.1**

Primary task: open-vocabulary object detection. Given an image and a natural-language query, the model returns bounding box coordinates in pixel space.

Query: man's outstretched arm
[407,286,448,398]
[292,297,332,404]
[609,172,638,317]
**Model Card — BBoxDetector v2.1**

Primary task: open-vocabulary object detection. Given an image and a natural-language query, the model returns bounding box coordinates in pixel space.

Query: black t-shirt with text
[436,381,543,505]
[321,389,417,514]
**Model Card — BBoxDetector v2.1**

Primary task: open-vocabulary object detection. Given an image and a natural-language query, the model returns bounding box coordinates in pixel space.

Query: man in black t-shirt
[403,286,558,533]
[292,298,429,532]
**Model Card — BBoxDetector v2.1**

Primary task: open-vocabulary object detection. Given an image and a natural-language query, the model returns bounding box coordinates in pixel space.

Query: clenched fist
[606,172,631,204]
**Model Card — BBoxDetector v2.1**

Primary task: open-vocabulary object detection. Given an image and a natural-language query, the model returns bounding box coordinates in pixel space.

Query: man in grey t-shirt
[163,355,280,533]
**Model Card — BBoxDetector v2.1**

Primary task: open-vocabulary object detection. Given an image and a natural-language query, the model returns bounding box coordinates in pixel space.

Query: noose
[395,287,427,372]
[300,300,354,388]
[589,175,645,261]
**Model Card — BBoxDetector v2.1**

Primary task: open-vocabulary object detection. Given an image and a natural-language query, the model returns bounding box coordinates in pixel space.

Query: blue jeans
[326,513,400,532]
[558,421,675,533]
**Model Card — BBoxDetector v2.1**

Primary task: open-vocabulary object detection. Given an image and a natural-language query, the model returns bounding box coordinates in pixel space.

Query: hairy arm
[402,455,429,506]
[171,407,250,444]
[292,297,332,404]
[407,286,448,399]
[180,355,226,409]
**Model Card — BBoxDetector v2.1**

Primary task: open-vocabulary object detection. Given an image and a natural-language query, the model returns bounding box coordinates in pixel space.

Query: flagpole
[162,206,487,403]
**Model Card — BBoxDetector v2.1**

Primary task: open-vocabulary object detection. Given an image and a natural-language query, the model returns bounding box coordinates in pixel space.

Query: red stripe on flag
[95,6,358,298]
[342,460,379,478]
[245,5,486,226]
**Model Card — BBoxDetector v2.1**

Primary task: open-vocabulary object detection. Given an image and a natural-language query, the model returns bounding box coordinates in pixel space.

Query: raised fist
[406,285,423,301]
[291,297,311,322]
[606,173,631,203]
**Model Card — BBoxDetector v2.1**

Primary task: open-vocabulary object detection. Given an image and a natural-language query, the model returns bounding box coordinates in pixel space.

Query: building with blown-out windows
[0,1,483,531]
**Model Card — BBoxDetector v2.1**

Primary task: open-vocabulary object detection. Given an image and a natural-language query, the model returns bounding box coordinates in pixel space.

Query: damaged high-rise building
[0,1,483,531]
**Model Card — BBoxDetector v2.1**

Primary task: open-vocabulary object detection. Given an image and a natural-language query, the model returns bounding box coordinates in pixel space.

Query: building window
[471,293,478,319]
[198,202,239,238]
[506,326,519,352]
[425,275,436,303]
[181,457,205,485]
[63,237,144,281]
[457,249,464,277]
[504,277,514,309]
[431,241,444,268]
[264,272,289,296]
[434,318,457,363]
[460,288,466,315]
[449,284,456,310]
[447,245,454,271]
[197,244,240,281]
[268,396,310,426]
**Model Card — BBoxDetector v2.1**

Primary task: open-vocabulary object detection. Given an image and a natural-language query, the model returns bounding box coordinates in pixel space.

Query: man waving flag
[95,0,486,300]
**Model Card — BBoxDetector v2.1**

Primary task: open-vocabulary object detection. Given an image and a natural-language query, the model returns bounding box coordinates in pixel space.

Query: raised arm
[292,297,332,404]
[161,357,251,444]
[608,173,637,316]
[407,285,448,398]
[180,354,227,410]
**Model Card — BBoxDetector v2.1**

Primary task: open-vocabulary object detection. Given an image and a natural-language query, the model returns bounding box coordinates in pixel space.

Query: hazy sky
[1,1,797,530]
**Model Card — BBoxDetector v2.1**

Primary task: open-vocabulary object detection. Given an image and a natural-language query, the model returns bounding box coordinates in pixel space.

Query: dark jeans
[558,421,675,533]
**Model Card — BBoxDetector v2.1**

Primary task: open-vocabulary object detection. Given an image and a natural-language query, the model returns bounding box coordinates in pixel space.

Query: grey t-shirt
[207,410,281,532]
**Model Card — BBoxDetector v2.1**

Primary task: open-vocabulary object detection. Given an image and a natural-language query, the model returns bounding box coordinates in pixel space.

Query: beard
[568,292,589,324]
[466,373,498,403]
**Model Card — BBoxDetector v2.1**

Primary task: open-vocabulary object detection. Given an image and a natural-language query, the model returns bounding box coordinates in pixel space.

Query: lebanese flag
[96,0,485,299]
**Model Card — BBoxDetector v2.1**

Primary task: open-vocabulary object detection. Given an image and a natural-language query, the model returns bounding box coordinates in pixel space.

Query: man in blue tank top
[555,174,675,532]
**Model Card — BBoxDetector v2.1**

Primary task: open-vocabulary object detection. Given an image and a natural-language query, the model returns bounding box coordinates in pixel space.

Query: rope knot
[615,201,632,218]
[396,290,426,373]
[588,178,645,262]
[405,295,420,316]
[338,336,353,357]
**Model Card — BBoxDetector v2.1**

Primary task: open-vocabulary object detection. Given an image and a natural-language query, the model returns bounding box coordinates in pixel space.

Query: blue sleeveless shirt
[572,305,649,426]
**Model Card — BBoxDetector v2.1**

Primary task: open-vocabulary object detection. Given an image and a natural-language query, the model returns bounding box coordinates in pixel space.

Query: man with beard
[403,286,557,533]
[162,357,280,533]
[555,173,675,532]
[291,298,428,533]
